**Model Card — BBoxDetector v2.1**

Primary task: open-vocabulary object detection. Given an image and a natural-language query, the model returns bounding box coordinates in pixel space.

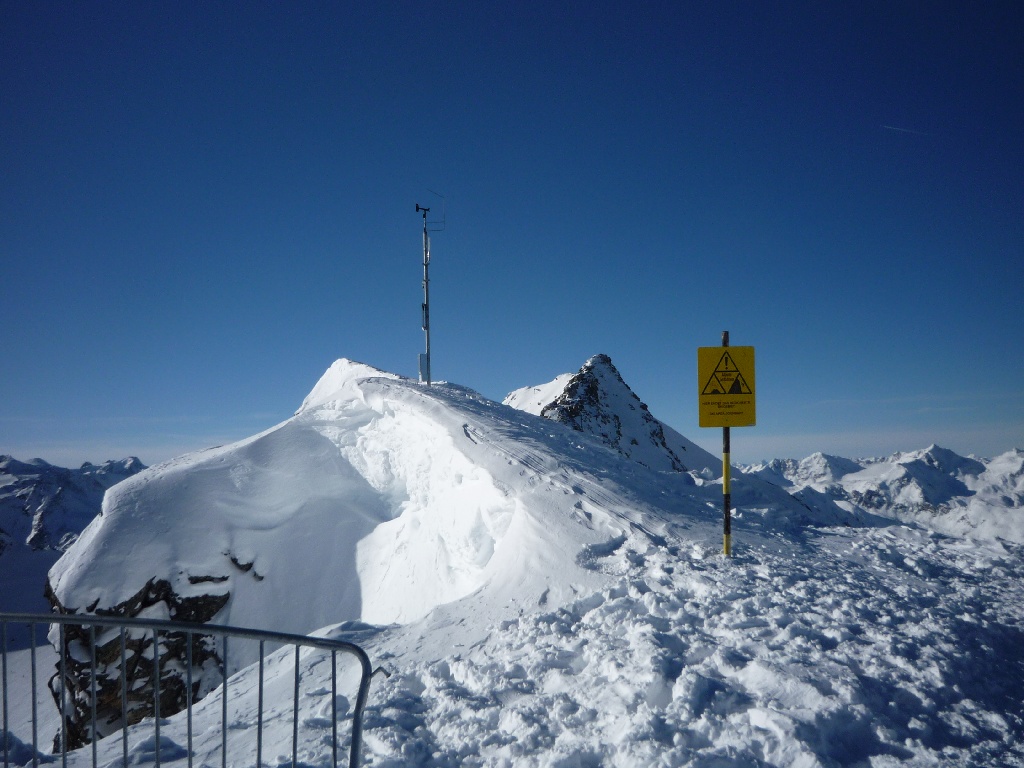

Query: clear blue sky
[2,2,1022,466]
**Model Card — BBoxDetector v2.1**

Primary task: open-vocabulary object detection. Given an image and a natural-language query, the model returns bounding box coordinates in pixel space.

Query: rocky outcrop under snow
[504,354,719,474]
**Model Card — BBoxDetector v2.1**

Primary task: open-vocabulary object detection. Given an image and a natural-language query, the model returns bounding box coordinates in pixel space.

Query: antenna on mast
[415,203,432,385]
[415,191,444,386]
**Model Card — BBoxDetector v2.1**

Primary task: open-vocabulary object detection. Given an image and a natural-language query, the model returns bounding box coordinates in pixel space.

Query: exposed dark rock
[45,576,229,750]
[188,574,229,585]
[539,354,688,472]
[227,552,264,580]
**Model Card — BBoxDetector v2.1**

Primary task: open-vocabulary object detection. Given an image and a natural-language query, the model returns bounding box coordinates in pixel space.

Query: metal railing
[0,612,377,768]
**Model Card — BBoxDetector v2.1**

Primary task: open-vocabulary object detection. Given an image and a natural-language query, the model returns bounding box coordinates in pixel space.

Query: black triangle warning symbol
[702,351,752,395]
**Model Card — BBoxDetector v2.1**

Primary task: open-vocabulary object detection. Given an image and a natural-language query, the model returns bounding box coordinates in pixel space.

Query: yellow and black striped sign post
[698,332,756,556]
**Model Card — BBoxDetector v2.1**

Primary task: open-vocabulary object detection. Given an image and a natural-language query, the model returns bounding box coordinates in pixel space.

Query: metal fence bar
[220,636,227,768]
[89,626,97,768]
[256,641,264,768]
[2,623,9,768]
[29,627,37,768]
[119,629,128,768]
[292,646,300,768]
[0,612,376,768]
[185,631,193,768]
[331,650,338,768]
[152,629,160,768]
[59,623,67,768]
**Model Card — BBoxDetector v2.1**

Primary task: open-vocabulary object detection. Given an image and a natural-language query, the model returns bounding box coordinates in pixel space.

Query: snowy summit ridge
[27,357,1024,766]
[295,357,400,413]
[49,355,742,746]
[49,356,672,646]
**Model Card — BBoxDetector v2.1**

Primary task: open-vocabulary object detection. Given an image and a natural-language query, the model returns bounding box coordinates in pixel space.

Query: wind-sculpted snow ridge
[747,445,1024,543]
[50,357,766,642]
[47,357,737,732]
[50,360,620,637]
[504,354,719,475]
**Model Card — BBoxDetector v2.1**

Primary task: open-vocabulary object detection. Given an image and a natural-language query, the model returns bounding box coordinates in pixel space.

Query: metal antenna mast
[415,203,431,385]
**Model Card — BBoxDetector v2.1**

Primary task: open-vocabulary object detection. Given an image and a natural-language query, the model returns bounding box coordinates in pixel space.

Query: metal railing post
[221,636,228,768]
[152,628,161,768]
[257,641,265,768]
[119,628,128,767]
[186,630,193,768]
[2,623,9,768]
[88,625,97,768]
[29,625,37,768]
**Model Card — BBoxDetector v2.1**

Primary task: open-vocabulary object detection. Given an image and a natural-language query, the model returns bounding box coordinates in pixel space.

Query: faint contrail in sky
[882,124,930,136]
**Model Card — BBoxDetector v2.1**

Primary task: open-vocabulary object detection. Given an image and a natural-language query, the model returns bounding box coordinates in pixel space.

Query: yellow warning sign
[698,346,756,427]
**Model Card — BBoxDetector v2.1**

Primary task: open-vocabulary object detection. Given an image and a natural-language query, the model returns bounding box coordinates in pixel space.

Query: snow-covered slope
[747,445,1024,543]
[504,354,719,475]
[0,455,144,616]
[48,358,685,651]
[24,358,1024,766]
[502,372,573,415]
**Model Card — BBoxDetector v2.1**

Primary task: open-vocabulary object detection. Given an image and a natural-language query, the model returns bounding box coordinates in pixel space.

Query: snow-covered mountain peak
[743,443,1024,544]
[1,455,146,549]
[893,443,987,477]
[78,456,146,476]
[801,451,858,477]
[501,373,573,415]
[1,455,49,476]
[295,357,401,413]
[504,354,718,474]
[745,452,863,489]
[982,447,1024,479]
[963,448,1024,501]
[1,455,147,620]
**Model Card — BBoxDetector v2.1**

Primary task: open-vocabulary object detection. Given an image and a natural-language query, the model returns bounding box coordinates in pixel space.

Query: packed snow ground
[354,525,1024,767]
[4,358,1024,766]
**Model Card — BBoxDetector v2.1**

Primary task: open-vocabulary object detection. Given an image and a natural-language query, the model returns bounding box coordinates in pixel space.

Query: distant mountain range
[747,444,1024,543]
[0,455,145,622]
[1,455,144,555]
